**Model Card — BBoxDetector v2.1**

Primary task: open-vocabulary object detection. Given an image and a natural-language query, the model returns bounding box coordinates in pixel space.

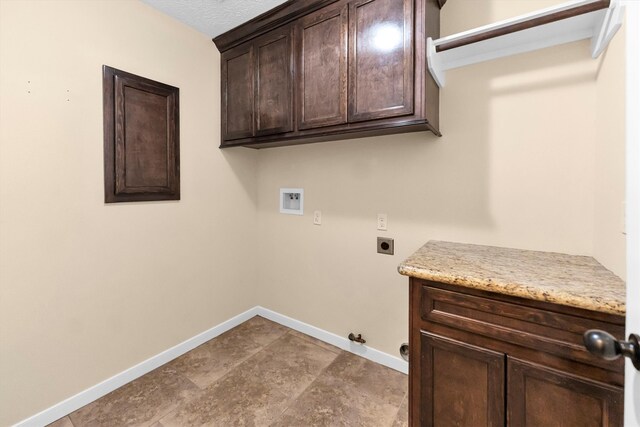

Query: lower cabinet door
[419,333,505,427]
[507,357,623,427]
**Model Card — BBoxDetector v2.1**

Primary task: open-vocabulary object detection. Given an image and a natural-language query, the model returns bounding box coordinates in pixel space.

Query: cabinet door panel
[297,3,348,130]
[255,26,293,136]
[420,333,505,427]
[507,357,623,427]
[222,44,254,140]
[348,0,414,122]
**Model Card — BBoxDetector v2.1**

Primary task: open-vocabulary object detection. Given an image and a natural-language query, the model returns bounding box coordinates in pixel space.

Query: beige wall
[0,0,627,425]
[0,1,259,425]
[255,0,626,359]
[594,22,627,277]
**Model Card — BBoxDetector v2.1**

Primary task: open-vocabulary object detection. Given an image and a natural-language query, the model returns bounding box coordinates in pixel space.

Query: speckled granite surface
[398,241,626,316]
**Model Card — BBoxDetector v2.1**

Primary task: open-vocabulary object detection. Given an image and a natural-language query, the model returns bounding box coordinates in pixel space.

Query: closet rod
[436,0,610,52]
[427,0,623,87]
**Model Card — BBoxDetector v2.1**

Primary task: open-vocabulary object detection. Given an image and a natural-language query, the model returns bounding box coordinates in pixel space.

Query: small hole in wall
[381,242,390,250]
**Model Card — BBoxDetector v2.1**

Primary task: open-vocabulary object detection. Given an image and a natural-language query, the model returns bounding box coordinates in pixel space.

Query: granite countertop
[398,241,626,316]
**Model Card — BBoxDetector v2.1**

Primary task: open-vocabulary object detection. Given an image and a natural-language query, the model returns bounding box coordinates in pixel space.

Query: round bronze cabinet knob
[583,329,640,370]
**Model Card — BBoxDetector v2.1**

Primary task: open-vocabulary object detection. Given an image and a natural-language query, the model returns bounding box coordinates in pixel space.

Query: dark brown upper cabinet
[255,26,294,136]
[348,0,414,122]
[297,2,348,130]
[221,25,293,141]
[221,43,254,140]
[214,0,442,149]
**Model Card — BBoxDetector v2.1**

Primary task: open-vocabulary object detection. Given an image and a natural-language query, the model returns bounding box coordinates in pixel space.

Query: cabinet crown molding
[213,0,338,52]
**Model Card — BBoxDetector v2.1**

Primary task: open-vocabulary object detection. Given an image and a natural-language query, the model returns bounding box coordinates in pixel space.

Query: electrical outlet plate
[377,213,388,231]
[377,237,394,255]
[280,188,304,215]
[313,210,322,225]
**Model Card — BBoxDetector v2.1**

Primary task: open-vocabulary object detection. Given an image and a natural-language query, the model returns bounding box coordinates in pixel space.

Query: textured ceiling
[140,0,289,38]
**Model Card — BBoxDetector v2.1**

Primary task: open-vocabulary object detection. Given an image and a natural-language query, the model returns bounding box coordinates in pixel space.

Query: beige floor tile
[272,374,400,427]
[262,332,341,378]
[322,352,407,407]
[46,416,75,427]
[272,352,407,426]
[231,315,290,347]
[68,365,200,427]
[392,394,408,427]
[159,333,339,427]
[57,318,405,427]
[287,330,342,354]
[165,323,265,389]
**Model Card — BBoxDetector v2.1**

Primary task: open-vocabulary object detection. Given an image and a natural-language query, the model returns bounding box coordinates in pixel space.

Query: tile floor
[48,316,408,426]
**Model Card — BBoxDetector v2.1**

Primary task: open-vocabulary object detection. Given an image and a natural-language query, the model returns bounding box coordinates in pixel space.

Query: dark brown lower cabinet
[409,279,625,427]
[420,334,504,427]
[508,358,623,427]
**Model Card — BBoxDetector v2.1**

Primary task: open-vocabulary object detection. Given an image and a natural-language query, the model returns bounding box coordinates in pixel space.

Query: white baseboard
[14,307,261,427]
[254,306,408,374]
[14,306,407,427]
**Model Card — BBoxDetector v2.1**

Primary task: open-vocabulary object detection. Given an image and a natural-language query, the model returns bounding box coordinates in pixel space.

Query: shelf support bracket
[591,0,624,58]
[427,37,445,88]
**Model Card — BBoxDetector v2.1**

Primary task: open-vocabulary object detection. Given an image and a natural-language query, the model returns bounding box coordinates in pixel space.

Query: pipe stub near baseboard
[399,343,409,361]
[348,333,366,344]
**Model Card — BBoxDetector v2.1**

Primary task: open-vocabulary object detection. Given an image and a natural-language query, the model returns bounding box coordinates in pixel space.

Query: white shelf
[428,0,624,87]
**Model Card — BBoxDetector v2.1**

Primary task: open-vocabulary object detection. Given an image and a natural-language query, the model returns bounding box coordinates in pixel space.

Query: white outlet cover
[377,213,388,231]
[280,188,304,215]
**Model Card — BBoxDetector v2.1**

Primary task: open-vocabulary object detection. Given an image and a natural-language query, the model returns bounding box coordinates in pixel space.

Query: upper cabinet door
[348,0,414,122]
[221,43,254,141]
[255,26,294,136]
[297,3,348,130]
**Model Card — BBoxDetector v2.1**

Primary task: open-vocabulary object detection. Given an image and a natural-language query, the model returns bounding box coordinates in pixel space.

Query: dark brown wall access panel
[103,66,180,202]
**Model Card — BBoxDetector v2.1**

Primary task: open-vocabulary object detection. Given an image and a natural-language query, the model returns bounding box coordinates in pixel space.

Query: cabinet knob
[583,329,640,371]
